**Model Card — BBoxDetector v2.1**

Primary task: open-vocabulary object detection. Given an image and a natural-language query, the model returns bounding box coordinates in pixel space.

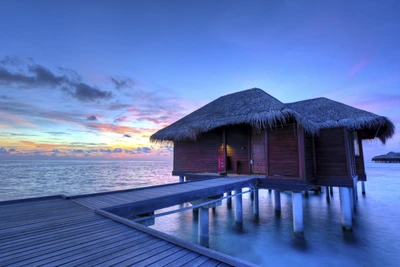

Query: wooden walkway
[0,177,258,267]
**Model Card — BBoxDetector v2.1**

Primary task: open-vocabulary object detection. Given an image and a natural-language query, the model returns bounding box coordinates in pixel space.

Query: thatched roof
[151,88,395,143]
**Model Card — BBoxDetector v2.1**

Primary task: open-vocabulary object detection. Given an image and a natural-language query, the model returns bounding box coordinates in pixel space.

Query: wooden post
[330,186,334,196]
[198,207,209,247]
[361,181,366,195]
[292,192,304,235]
[226,191,232,208]
[234,188,243,223]
[250,191,254,201]
[326,186,330,202]
[274,190,281,212]
[339,187,353,231]
[350,187,355,216]
[179,176,184,183]
[253,187,259,217]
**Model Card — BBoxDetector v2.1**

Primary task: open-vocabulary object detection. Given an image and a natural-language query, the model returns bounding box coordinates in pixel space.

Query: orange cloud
[349,57,371,77]
[19,140,59,149]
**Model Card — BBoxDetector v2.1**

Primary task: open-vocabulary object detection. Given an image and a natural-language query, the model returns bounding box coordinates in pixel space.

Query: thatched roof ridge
[151,88,395,143]
[287,97,395,143]
[151,88,296,142]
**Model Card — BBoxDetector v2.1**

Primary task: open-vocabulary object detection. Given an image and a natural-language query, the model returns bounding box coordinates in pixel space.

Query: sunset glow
[1,1,399,160]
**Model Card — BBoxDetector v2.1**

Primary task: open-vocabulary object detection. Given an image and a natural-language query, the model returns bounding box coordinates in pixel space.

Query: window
[353,132,360,156]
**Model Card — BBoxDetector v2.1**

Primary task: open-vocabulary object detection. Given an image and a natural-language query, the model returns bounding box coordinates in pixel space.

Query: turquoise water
[0,160,399,266]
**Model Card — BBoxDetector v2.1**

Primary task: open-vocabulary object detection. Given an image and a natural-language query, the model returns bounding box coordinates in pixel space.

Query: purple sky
[0,0,399,161]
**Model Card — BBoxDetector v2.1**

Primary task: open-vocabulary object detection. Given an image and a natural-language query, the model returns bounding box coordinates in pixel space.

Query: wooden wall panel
[251,130,266,174]
[315,128,349,177]
[268,124,299,177]
[173,129,222,173]
[226,126,250,174]
[304,133,315,180]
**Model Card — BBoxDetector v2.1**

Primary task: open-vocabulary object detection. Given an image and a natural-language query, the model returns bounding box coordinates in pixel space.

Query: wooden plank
[164,252,201,267]
[63,237,161,266]
[146,249,192,267]
[125,246,183,266]
[181,255,210,266]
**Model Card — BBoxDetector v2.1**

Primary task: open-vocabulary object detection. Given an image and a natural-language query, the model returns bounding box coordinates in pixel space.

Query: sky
[0,0,399,161]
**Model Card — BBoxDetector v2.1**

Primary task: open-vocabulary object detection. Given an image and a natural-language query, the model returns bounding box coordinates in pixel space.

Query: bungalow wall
[304,133,316,181]
[315,127,357,187]
[315,128,347,177]
[173,129,222,174]
[267,124,299,178]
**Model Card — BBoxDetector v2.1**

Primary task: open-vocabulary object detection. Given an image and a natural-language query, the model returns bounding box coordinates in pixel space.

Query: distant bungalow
[151,88,395,231]
[372,152,400,163]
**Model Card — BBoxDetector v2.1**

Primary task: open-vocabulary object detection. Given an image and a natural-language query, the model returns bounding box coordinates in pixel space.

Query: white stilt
[361,181,366,195]
[292,192,304,235]
[226,191,232,208]
[253,187,259,217]
[350,188,355,216]
[339,187,353,231]
[274,190,281,212]
[179,176,184,183]
[234,189,243,223]
[198,207,209,247]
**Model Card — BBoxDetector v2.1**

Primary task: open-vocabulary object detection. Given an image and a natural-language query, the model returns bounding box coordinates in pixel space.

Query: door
[251,130,266,174]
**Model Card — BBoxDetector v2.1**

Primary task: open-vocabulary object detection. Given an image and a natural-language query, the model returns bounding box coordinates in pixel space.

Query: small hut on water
[151,88,395,232]
[372,152,400,163]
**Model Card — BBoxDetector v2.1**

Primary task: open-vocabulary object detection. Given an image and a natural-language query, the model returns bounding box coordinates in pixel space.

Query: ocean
[0,160,399,266]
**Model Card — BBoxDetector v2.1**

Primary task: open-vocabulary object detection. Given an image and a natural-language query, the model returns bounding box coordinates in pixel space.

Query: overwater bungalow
[372,151,400,163]
[151,88,395,232]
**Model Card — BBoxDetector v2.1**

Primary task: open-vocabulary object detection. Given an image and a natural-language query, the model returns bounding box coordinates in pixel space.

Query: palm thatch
[151,88,395,144]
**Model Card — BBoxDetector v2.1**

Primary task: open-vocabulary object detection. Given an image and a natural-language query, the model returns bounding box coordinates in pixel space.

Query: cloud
[46,131,69,135]
[0,148,9,155]
[0,95,13,100]
[9,148,16,152]
[113,148,123,153]
[72,149,85,153]
[123,134,131,138]
[87,115,97,121]
[52,149,59,153]
[86,149,98,153]
[100,148,112,153]
[110,77,134,90]
[124,149,136,154]
[0,56,113,102]
[136,146,152,154]
[62,83,112,102]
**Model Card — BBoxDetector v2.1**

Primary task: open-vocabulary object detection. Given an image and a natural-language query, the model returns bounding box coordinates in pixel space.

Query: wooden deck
[0,177,258,267]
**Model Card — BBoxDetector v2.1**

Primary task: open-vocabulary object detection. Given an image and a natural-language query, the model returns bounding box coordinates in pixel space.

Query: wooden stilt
[250,191,254,201]
[226,191,232,208]
[330,186,334,196]
[234,188,243,223]
[339,187,353,231]
[274,190,281,212]
[253,187,259,217]
[361,181,366,195]
[198,207,209,247]
[355,184,358,201]
[326,186,330,202]
[292,192,304,235]
[179,176,184,183]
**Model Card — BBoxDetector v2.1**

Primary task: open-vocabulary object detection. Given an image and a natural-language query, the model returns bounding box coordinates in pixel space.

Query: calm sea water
[0,160,399,266]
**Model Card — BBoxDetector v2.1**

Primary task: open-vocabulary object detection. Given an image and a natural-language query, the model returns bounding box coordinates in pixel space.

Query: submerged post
[253,187,259,217]
[339,187,353,231]
[179,176,184,183]
[292,192,304,235]
[234,188,243,223]
[198,207,209,247]
[226,191,232,208]
[326,186,330,202]
[361,181,366,195]
[330,186,334,196]
[274,189,281,212]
